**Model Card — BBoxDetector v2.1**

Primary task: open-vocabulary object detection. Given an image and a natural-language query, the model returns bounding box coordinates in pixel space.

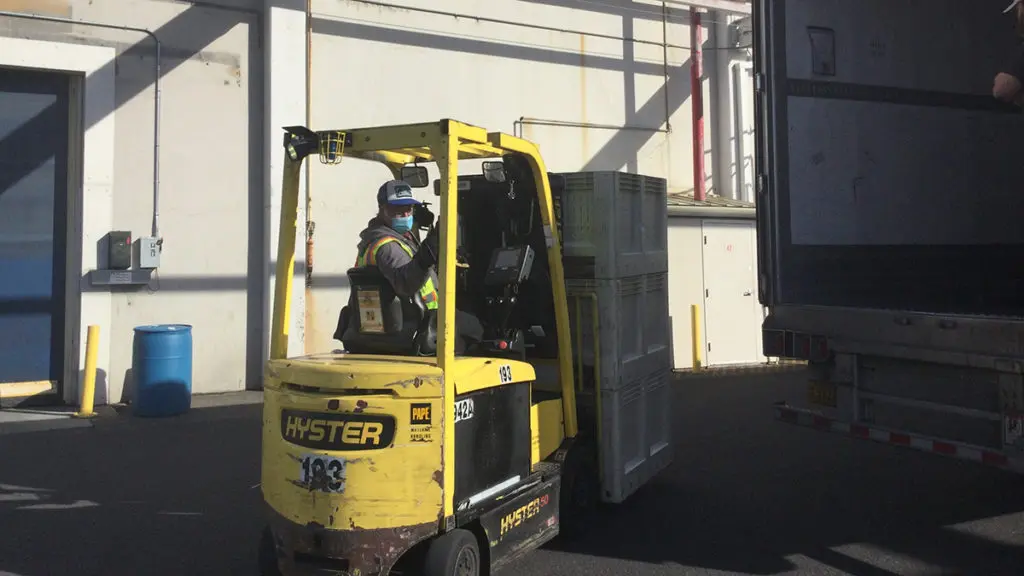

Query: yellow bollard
[73,324,100,419]
[690,304,703,371]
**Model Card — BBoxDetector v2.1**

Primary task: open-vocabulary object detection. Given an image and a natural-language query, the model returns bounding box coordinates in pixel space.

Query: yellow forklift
[259,119,615,576]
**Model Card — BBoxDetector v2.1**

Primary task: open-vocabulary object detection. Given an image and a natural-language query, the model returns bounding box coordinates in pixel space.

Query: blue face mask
[391,215,413,234]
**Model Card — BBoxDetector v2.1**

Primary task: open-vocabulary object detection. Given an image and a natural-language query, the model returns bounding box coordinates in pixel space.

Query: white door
[701,220,761,366]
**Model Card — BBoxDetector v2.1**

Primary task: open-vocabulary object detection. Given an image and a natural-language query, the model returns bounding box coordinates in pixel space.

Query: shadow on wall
[0,2,267,390]
[76,267,350,398]
[77,267,351,293]
[121,368,131,405]
[310,15,708,179]
[2,0,716,394]
[76,367,108,407]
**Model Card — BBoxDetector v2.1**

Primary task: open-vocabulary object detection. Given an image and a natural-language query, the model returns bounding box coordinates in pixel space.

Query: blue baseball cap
[377,180,421,206]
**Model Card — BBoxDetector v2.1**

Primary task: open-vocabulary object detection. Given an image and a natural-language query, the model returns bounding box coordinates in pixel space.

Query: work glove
[413,202,435,230]
[413,221,440,270]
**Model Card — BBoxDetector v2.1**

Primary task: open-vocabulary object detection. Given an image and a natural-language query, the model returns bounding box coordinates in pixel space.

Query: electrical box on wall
[90,230,156,287]
[136,236,161,269]
[107,231,132,270]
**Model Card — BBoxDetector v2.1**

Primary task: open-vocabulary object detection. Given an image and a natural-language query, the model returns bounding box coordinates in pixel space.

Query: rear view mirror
[401,165,430,188]
[482,161,506,183]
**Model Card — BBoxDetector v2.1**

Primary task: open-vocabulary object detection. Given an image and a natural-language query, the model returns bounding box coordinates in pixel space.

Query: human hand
[413,202,435,230]
[414,220,440,270]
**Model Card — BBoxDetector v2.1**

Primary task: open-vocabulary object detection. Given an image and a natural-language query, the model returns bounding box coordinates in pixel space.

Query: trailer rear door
[753,0,1024,316]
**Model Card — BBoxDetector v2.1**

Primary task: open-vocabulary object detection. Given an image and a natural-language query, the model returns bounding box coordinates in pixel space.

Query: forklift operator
[355,179,484,352]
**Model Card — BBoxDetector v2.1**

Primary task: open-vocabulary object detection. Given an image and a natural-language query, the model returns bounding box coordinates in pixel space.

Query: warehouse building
[0,0,754,407]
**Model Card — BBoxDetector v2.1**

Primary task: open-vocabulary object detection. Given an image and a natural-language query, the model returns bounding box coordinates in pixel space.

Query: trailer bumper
[774,401,1024,474]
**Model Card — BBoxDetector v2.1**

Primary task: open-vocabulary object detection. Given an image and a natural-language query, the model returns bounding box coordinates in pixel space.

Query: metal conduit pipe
[305,0,314,288]
[662,0,672,132]
[661,0,751,15]
[0,10,163,241]
[533,0,747,21]
[690,6,706,202]
[331,0,752,146]
[730,60,748,202]
[514,117,669,136]
[332,0,697,51]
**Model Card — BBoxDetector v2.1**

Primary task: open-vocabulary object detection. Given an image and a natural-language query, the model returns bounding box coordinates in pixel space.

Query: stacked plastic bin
[554,170,673,504]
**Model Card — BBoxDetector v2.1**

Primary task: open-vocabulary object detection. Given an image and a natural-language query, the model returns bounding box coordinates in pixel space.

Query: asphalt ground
[0,370,1021,575]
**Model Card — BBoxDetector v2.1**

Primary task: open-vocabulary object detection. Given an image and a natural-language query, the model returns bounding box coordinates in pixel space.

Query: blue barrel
[132,324,193,417]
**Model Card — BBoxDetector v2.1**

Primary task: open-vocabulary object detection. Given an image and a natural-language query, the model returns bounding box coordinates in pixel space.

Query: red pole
[690,7,706,202]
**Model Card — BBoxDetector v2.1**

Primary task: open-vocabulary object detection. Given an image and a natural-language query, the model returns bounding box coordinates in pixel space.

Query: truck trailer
[754,0,1024,471]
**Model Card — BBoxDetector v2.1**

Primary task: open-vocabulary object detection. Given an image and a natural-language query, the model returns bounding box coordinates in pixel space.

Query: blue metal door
[0,67,70,391]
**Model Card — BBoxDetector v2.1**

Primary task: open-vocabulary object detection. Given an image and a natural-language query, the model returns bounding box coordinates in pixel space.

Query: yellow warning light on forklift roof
[281,125,346,164]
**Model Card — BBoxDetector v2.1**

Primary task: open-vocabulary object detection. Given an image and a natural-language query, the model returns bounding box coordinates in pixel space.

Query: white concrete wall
[264,0,309,365]
[0,0,757,404]
[1,0,263,404]
[303,0,725,354]
[667,217,706,370]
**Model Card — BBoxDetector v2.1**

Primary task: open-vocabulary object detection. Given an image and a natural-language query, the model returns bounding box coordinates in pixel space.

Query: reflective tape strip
[773,402,1023,473]
[354,235,438,310]
[362,237,407,266]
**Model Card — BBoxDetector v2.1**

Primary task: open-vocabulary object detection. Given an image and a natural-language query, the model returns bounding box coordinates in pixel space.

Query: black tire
[258,525,283,576]
[558,440,599,539]
[423,528,481,576]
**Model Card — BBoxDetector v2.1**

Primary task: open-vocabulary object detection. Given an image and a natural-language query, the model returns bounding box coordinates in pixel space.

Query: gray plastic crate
[644,368,673,475]
[566,272,672,391]
[557,171,669,280]
[598,368,674,504]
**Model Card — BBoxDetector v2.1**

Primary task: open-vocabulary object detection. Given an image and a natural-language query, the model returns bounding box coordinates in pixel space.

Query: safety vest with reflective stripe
[355,236,439,310]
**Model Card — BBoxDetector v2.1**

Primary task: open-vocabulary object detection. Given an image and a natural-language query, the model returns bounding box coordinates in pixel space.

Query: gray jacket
[355,217,439,300]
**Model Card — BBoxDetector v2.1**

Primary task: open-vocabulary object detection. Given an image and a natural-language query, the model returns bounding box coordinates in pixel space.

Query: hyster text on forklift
[754,0,1024,472]
[258,119,673,576]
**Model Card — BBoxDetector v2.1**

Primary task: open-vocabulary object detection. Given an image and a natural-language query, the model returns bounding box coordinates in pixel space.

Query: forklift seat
[335,267,437,356]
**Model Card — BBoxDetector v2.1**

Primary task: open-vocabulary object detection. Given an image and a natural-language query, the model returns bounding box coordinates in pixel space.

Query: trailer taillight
[762,329,830,362]
[763,329,785,357]
[809,335,830,362]
[791,332,811,359]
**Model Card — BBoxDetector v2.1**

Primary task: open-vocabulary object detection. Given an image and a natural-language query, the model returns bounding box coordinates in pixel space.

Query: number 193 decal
[499,364,513,384]
[299,454,346,493]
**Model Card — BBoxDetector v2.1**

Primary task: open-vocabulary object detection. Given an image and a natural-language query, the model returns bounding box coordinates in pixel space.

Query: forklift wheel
[258,525,282,576]
[423,528,481,576]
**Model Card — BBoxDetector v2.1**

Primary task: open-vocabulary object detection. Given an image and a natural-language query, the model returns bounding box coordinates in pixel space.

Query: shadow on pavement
[2,375,1023,576]
[544,371,1024,575]
[0,401,265,576]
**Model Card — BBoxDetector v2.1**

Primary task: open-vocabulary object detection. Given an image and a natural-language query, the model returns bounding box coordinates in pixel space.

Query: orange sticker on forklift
[410,403,432,425]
